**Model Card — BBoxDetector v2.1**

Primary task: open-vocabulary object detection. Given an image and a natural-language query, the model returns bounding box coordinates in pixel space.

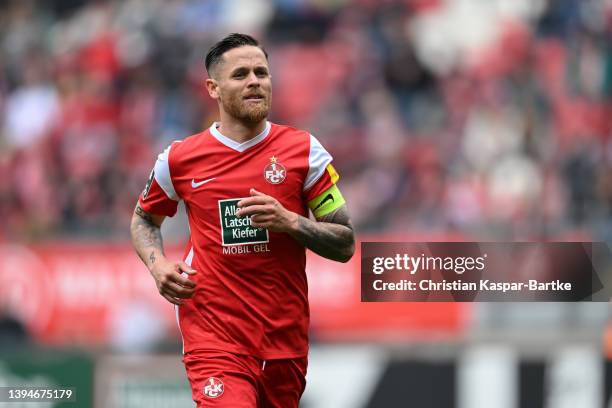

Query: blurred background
[0,0,611,406]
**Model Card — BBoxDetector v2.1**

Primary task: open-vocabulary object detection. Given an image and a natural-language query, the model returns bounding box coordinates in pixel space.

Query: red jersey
[139,121,336,359]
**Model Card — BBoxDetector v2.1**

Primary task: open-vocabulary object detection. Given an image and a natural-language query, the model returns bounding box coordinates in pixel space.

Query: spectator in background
[0,0,610,242]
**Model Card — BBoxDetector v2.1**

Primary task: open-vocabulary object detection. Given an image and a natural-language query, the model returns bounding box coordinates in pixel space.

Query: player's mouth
[243,94,265,102]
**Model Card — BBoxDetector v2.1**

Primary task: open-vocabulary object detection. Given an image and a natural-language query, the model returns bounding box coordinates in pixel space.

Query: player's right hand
[150,259,197,306]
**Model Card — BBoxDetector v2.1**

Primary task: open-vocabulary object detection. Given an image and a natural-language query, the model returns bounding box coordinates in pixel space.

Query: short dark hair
[205,33,268,75]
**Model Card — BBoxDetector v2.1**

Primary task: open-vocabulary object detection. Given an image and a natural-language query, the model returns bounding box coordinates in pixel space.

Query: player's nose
[246,71,260,86]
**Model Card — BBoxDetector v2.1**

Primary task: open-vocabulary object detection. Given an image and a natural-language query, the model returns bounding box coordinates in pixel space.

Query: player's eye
[254,68,269,77]
[232,69,248,78]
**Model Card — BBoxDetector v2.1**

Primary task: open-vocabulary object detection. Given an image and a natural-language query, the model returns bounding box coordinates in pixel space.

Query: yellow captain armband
[308,184,346,218]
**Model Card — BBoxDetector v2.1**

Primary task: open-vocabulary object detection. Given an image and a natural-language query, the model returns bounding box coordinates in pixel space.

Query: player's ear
[206,78,219,99]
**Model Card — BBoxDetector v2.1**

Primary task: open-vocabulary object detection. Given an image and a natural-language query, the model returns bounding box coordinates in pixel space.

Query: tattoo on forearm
[131,205,164,268]
[291,206,355,262]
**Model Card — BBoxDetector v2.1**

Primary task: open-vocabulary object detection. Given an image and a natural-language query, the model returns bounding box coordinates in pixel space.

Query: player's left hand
[236,188,298,233]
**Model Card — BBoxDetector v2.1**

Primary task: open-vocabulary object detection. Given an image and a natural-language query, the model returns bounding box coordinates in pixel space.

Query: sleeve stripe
[304,134,332,191]
[154,143,179,201]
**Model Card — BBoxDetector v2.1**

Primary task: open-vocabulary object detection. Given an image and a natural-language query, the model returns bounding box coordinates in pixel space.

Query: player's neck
[217,118,267,144]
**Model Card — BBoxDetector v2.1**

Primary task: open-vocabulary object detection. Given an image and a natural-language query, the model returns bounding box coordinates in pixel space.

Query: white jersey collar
[210,121,271,152]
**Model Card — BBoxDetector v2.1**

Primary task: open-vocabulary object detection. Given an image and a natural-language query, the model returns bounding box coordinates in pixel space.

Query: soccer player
[130,33,355,407]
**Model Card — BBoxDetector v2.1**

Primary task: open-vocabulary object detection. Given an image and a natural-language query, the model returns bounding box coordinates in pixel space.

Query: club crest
[264,156,286,185]
[203,377,224,398]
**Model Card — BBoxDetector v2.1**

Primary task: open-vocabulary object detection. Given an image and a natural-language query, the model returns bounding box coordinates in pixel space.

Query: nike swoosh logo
[191,177,216,188]
[314,193,334,211]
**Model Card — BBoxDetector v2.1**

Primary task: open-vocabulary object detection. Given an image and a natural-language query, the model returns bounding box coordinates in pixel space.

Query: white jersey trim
[175,245,194,355]
[154,143,179,201]
[174,304,183,354]
[210,121,271,152]
[304,134,333,191]
[185,246,194,266]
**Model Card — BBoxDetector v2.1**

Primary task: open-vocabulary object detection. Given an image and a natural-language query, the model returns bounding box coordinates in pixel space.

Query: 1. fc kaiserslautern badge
[264,156,286,184]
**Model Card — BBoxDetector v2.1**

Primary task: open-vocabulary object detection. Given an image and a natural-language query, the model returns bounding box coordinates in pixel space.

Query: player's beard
[222,92,270,125]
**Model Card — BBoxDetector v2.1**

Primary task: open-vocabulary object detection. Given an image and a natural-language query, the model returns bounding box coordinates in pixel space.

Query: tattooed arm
[236,189,355,262]
[130,203,197,305]
[289,205,355,262]
[130,204,166,269]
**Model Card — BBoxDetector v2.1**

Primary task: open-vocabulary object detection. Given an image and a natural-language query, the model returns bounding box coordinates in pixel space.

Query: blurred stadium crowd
[0,0,611,241]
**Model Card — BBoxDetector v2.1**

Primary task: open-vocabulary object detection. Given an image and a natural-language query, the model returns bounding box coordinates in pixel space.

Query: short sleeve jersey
[139,121,337,359]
